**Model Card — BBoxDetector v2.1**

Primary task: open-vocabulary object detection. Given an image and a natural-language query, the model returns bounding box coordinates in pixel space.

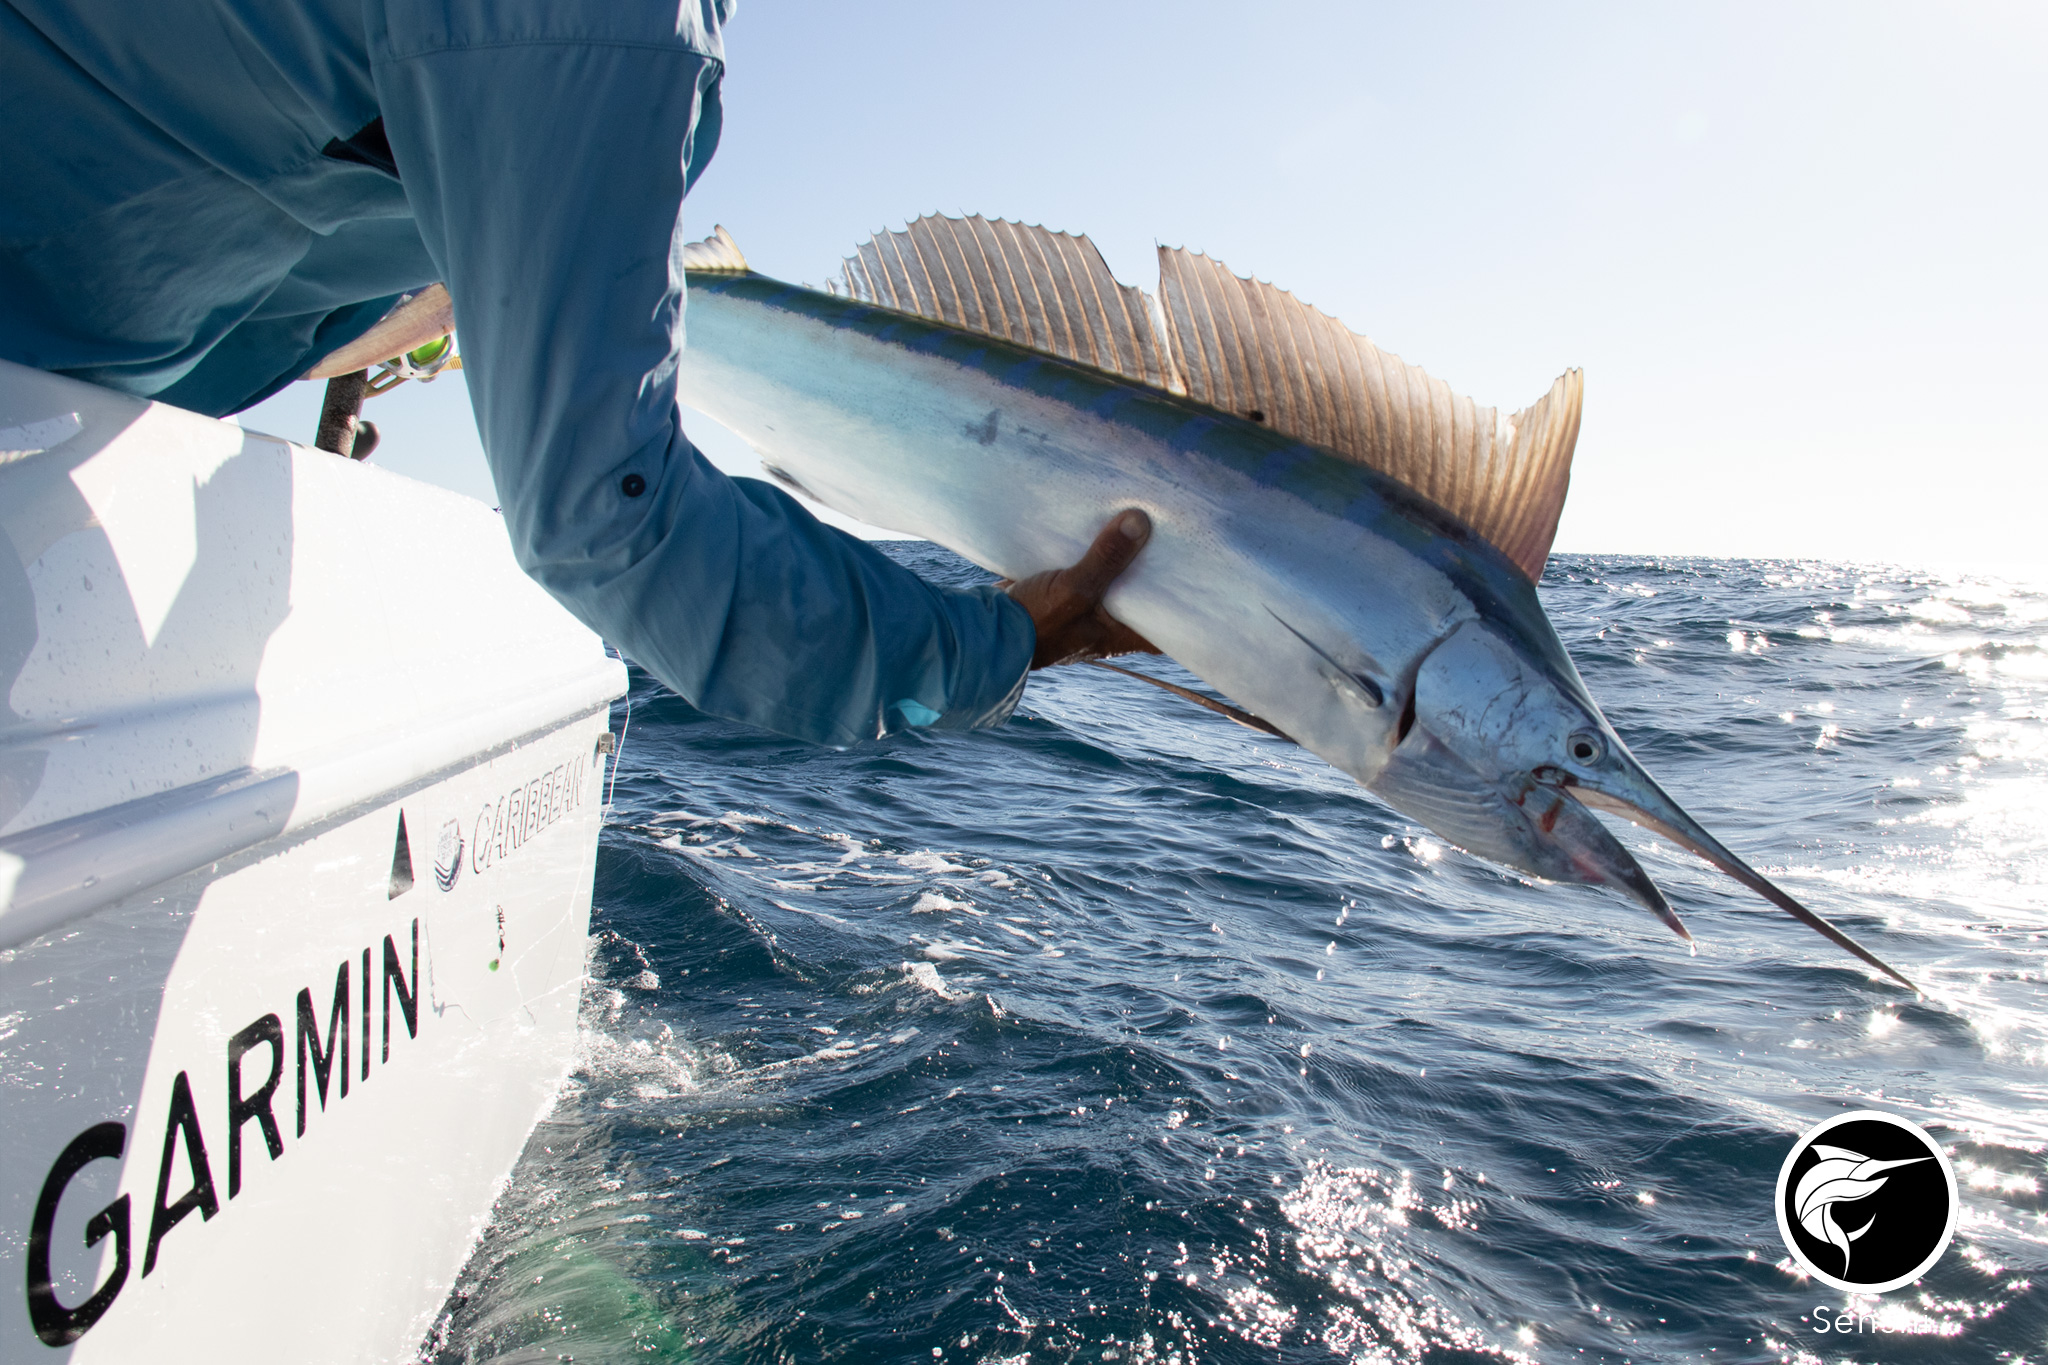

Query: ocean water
[427,547,2048,1365]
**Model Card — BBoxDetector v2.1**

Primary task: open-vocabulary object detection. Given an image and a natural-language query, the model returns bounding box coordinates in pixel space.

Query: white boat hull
[0,361,627,1361]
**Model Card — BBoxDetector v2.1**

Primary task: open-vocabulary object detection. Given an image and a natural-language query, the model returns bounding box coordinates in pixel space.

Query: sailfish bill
[673,215,1916,994]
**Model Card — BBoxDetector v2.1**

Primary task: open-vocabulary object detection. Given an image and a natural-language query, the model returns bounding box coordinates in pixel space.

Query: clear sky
[242,2,2047,569]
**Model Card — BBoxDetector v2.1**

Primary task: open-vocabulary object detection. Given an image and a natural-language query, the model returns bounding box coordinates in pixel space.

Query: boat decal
[388,812,416,898]
[469,754,592,877]
[433,818,464,892]
[23,918,423,1346]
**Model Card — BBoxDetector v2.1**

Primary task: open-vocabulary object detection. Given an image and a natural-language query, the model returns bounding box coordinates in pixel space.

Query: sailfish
[668,216,1916,990]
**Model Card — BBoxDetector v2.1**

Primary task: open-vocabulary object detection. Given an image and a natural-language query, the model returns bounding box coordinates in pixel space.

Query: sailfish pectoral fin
[1265,608,1384,707]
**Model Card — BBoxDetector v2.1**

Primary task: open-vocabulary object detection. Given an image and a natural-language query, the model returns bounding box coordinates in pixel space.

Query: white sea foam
[900,961,968,999]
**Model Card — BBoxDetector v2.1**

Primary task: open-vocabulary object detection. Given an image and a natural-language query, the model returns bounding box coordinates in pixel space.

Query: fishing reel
[365,332,460,396]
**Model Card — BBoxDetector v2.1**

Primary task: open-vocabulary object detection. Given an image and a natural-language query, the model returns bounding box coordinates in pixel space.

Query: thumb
[1063,509,1151,599]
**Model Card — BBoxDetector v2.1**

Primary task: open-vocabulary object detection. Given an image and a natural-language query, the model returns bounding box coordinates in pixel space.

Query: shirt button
[621,473,647,497]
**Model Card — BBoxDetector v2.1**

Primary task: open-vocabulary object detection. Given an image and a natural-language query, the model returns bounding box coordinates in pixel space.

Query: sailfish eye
[1568,731,1604,765]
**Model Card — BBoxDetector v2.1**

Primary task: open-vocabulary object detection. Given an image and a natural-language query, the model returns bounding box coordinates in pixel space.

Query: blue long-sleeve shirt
[0,0,1035,745]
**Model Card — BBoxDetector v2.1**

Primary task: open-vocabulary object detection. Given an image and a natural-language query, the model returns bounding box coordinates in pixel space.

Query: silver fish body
[676,268,1913,990]
[679,271,1473,780]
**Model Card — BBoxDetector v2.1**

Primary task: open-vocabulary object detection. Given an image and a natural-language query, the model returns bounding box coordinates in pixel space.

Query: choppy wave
[428,550,2048,1364]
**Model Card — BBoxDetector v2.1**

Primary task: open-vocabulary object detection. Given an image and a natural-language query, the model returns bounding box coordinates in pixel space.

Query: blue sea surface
[428,547,2047,1365]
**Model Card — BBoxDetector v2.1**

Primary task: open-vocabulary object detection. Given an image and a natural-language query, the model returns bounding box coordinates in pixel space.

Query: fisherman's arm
[367,8,1042,745]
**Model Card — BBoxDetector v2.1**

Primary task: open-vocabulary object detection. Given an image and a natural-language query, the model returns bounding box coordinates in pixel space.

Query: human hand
[1001,510,1161,669]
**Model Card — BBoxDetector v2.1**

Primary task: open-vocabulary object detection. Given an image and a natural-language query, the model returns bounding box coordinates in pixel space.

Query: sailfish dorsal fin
[1156,249,1581,582]
[815,215,1581,582]
[832,215,1185,396]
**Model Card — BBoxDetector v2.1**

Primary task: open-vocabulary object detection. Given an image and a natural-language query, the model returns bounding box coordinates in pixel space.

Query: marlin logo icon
[1792,1145,1930,1275]
[1775,1110,1957,1293]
